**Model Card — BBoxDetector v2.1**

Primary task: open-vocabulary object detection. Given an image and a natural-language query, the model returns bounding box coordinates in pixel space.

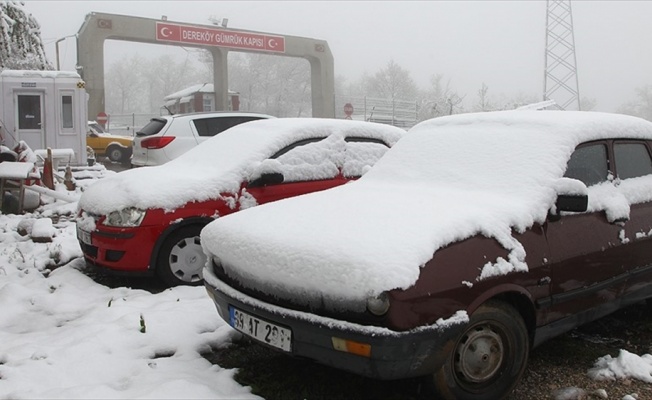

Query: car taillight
[140,136,175,149]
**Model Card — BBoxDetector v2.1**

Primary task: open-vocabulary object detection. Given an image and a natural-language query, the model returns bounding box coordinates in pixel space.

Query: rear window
[193,116,265,137]
[137,118,167,137]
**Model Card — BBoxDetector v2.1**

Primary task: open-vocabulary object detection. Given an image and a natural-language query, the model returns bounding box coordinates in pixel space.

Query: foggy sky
[24,0,652,112]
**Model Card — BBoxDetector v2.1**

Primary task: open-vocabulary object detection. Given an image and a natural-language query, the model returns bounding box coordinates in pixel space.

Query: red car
[76,118,404,286]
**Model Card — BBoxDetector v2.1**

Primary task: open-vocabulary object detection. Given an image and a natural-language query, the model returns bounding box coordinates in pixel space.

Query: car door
[612,140,652,304]
[543,141,627,324]
[244,137,348,205]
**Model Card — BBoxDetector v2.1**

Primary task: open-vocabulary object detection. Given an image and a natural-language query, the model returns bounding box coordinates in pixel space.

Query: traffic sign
[344,103,354,117]
[96,112,108,127]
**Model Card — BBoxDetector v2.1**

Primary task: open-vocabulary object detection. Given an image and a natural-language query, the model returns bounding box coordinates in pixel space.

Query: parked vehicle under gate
[76,118,404,286]
[86,121,133,163]
[130,111,274,167]
[202,111,652,400]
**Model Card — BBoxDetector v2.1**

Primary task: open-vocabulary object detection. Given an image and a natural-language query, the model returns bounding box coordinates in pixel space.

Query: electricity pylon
[544,0,581,111]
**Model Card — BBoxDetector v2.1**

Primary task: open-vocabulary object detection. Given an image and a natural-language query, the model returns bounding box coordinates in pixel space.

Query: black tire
[156,225,206,287]
[429,300,529,400]
[107,145,124,163]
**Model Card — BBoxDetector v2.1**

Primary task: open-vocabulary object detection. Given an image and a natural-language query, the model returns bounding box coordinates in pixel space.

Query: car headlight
[103,207,146,227]
[366,292,390,316]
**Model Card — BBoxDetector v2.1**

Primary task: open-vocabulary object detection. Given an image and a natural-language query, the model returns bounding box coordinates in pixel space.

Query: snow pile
[552,387,608,400]
[79,118,403,215]
[0,168,258,399]
[0,262,251,399]
[202,111,652,310]
[588,349,652,383]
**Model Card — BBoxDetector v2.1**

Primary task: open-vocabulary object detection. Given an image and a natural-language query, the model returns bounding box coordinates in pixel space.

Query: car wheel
[107,145,124,163]
[429,300,529,400]
[156,225,206,287]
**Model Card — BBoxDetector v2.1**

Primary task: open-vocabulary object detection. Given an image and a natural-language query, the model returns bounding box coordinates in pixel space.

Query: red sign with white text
[156,22,285,53]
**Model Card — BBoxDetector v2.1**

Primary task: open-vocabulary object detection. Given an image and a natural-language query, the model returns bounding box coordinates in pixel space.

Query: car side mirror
[556,194,588,213]
[248,172,284,187]
[549,177,588,221]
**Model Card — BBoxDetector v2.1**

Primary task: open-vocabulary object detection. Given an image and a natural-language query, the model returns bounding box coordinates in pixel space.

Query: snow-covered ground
[0,166,257,399]
[0,163,649,399]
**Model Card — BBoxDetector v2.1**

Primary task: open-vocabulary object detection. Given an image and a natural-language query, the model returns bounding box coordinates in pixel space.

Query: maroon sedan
[202,111,652,399]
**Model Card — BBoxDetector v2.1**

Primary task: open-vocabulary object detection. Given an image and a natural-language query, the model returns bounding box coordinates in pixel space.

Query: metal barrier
[334,96,419,129]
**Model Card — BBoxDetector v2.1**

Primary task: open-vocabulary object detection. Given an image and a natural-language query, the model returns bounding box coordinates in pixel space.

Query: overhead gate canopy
[76,12,335,120]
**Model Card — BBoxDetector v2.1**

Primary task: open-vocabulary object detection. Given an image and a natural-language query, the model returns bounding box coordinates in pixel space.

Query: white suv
[131,112,274,167]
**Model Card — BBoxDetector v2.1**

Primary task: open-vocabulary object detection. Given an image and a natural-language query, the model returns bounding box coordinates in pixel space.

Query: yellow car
[87,121,134,163]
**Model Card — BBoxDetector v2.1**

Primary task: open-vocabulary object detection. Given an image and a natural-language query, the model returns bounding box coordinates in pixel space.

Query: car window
[193,116,263,137]
[342,137,390,178]
[564,143,609,187]
[137,118,167,136]
[270,138,325,159]
[614,142,652,180]
[272,136,344,182]
[250,136,345,184]
[89,123,106,134]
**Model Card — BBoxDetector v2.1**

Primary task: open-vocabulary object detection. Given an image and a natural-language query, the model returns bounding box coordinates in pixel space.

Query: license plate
[229,306,292,352]
[76,226,92,245]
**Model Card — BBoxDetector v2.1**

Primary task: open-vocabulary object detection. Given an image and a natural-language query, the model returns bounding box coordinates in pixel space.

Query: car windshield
[89,123,107,134]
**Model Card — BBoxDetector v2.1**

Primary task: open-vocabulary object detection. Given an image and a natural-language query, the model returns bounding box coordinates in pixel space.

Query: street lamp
[55,34,77,71]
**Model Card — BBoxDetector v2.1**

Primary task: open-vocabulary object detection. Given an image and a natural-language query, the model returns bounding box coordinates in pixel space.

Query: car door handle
[538,276,551,286]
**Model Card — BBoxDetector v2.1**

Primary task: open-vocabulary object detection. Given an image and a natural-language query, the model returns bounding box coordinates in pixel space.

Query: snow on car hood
[78,118,403,215]
[201,111,652,310]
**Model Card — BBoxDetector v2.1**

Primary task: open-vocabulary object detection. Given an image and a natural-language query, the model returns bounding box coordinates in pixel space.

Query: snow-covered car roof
[78,118,404,215]
[201,111,652,310]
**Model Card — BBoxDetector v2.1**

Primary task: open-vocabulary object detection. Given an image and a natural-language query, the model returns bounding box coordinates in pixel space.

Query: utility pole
[544,0,581,111]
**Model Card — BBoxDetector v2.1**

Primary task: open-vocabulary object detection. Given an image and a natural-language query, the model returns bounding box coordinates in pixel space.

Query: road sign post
[96,111,108,128]
[344,103,354,119]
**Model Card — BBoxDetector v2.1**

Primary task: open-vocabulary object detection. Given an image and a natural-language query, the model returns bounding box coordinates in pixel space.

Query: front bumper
[77,224,163,274]
[203,268,466,380]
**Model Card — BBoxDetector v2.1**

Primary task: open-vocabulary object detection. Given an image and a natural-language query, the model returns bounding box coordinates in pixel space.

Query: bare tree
[579,97,597,112]
[473,83,494,112]
[227,53,311,117]
[363,59,417,100]
[494,92,540,110]
[105,54,203,115]
[105,56,145,114]
[617,85,652,121]
[418,74,464,120]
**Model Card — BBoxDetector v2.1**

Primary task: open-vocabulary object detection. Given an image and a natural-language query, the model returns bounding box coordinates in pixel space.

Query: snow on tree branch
[0,1,52,70]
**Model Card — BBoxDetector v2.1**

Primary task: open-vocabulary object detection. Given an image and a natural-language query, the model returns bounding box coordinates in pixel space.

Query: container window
[61,95,74,129]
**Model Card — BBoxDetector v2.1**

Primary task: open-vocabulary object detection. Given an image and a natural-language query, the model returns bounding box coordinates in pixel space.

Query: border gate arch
[76,12,335,120]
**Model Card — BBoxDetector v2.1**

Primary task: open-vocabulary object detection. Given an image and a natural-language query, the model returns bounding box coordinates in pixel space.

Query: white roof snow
[163,83,238,101]
[0,69,81,79]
